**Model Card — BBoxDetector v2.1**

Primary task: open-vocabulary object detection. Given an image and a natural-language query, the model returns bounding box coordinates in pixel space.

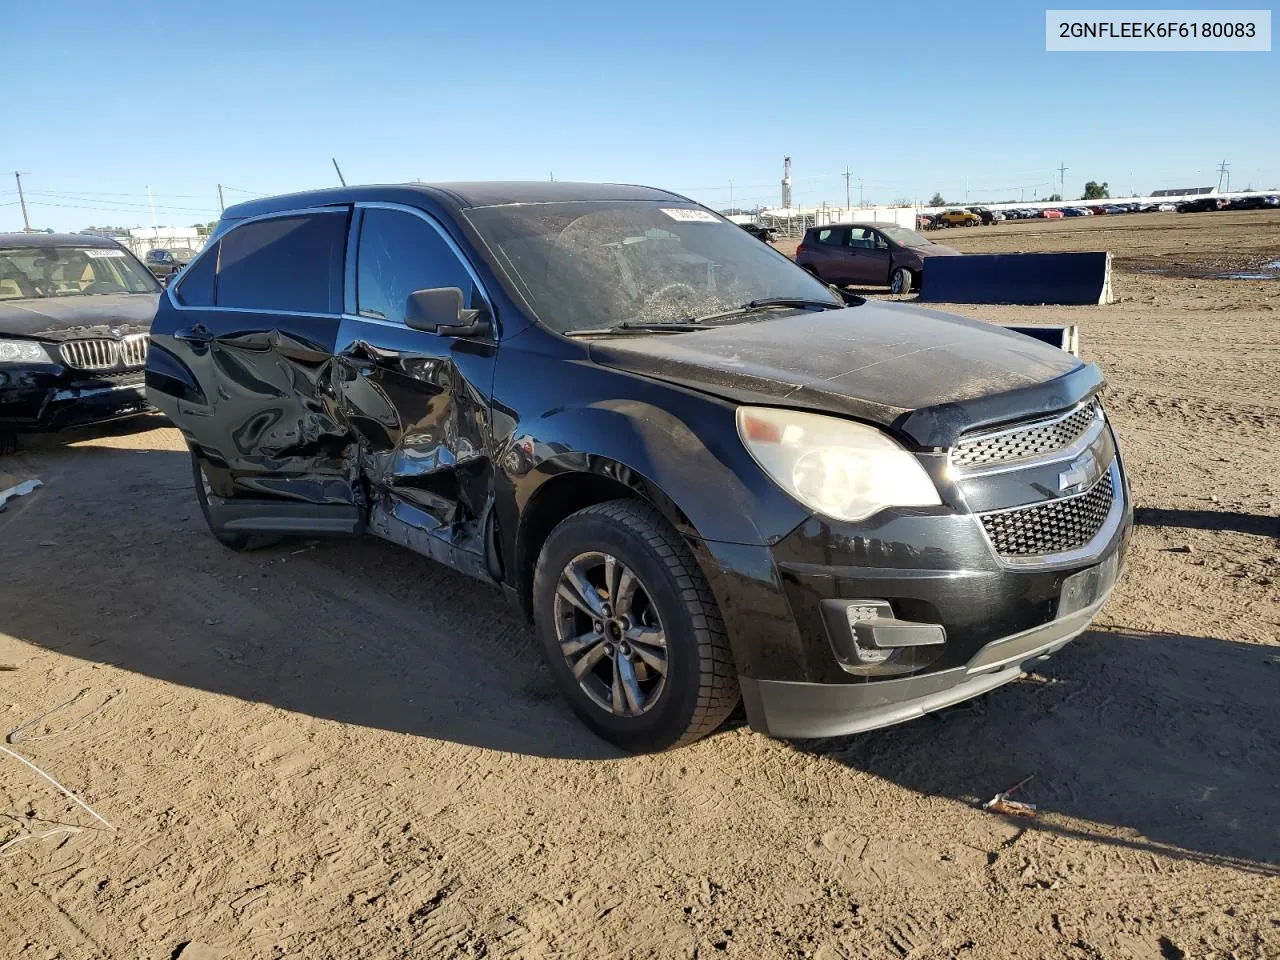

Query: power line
[1216,159,1231,192]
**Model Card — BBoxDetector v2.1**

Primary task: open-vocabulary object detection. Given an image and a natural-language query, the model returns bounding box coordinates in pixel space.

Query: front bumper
[691,444,1132,739]
[0,365,151,431]
[741,578,1114,738]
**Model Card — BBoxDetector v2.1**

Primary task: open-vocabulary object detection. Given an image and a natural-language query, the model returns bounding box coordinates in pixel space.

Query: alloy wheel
[553,551,667,717]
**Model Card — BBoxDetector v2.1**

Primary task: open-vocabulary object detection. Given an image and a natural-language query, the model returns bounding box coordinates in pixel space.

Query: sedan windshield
[465,201,840,333]
[879,226,933,249]
[0,246,160,300]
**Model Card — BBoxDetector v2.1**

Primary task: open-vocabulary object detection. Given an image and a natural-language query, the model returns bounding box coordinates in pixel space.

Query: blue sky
[1,0,1275,231]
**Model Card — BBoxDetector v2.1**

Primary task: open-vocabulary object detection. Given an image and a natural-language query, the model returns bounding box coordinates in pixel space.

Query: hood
[914,243,961,258]
[588,300,1101,449]
[0,293,159,342]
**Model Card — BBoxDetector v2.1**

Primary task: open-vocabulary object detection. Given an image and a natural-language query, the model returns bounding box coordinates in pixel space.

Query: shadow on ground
[794,627,1280,875]
[1135,506,1279,537]
[3,436,1278,876]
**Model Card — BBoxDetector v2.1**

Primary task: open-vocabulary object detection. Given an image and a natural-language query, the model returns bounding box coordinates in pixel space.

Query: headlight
[737,406,941,522]
[0,340,54,365]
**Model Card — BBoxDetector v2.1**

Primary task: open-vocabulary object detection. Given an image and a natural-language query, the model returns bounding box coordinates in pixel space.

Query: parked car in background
[738,223,778,243]
[1226,195,1278,211]
[0,233,158,444]
[937,209,981,227]
[143,247,198,279]
[1177,197,1228,213]
[1040,209,1064,219]
[1061,207,1088,217]
[795,222,961,294]
[965,207,1001,225]
[147,180,1128,751]
[916,214,937,231]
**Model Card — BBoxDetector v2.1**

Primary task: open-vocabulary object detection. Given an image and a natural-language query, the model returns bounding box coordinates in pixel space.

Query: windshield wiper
[681,297,843,325]
[563,321,707,337]
[741,297,842,311]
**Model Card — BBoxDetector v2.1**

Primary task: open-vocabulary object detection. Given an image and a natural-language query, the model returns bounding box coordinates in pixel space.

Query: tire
[190,451,280,552]
[890,267,914,295]
[532,499,739,752]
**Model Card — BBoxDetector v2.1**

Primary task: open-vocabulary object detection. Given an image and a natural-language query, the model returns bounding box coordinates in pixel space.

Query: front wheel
[890,267,914,295]
[532,500,739,752]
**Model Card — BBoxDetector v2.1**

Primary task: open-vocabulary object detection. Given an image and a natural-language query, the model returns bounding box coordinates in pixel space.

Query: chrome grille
[979,471,1115,558]
[952,399,1102,469]
[119,334,148,366]
[58,334,149,371]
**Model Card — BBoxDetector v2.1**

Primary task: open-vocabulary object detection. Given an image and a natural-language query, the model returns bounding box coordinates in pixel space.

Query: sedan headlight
[737,407,941,522]
[0,339,54,364]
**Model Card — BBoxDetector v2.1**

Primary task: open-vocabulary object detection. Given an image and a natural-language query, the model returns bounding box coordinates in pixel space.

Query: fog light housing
[820,598,947,677]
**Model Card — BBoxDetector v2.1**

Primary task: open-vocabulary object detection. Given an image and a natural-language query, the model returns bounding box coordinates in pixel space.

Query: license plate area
[1057,551,1119,618]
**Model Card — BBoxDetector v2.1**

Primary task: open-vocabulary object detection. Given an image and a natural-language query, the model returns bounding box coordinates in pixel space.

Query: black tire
[890,267,914,295]
[190,451,280,552]
[532,499,739,752]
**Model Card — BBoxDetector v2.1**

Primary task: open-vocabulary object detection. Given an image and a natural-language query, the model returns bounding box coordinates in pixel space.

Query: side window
[175,243,218,307]
[357,208,477,323]
[848,228,876,249]
[217,212,346,313]
[815,228,847,248]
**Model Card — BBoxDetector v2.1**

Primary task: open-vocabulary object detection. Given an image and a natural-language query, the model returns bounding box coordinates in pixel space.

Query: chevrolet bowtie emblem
[1058,449,1099,495]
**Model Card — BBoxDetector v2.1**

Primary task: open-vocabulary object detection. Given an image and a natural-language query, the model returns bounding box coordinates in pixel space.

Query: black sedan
[146,182,1130,752]
[1,233,158,444]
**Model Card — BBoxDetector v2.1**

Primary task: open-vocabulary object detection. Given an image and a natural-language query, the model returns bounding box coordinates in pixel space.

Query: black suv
[1,233,158,441]
[144,247,197,279]
[146,182,1131,752]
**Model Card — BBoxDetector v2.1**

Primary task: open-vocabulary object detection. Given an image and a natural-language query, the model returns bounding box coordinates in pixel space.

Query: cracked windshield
[466,201,839,332]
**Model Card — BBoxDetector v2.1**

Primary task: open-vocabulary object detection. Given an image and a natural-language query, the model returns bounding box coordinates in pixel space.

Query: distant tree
[1080,181,1110,200]
[1048,193,1063,202]
[929,192,946,206]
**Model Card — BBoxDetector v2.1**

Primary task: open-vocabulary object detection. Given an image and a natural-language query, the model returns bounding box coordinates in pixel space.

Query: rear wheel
[532,499,739,752]
[191,451,279,552]
[890,267,914,295]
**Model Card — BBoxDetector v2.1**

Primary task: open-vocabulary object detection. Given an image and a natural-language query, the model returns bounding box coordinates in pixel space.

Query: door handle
[174,325,213,344]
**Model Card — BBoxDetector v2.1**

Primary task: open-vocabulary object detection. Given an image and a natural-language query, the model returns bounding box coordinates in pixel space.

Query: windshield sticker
[660,208,720,223]
[84,249,127,258]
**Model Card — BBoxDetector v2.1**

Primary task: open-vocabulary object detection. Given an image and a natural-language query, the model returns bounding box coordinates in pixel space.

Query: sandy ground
[1,211,1277,960]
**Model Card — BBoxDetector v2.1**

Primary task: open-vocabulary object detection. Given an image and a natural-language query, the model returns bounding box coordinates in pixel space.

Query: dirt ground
[1,211,1277,960]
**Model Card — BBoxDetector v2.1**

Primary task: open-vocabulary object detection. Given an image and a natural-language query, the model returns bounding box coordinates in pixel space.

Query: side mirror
[404,286,491,338]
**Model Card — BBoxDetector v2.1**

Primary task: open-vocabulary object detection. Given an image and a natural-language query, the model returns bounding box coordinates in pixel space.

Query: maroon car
[794,222,960,295]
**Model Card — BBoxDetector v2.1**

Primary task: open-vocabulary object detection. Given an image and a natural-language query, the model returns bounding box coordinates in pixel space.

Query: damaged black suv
[147,182,1131,752]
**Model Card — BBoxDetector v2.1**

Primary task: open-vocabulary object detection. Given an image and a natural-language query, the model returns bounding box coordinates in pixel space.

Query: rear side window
[356,208,478,324]
[175,243,217,306]
[217,212,346,313]
[815,228,847,247]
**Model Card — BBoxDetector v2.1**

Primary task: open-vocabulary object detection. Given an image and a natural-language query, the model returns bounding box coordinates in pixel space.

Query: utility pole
[1216,159,1230,192]
[858,178,864,207]
[729,179,734,211]
[1057,162,1068,199]
[13,171,32,232]
[843,166,852,211]
[217,183,225,213]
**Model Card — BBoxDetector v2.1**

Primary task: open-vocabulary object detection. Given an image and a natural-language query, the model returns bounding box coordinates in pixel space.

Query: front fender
[505,395,809,546]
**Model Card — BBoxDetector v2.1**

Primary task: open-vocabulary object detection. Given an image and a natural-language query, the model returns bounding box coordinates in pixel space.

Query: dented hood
[0,293,159,342]
[588,300,1100,449]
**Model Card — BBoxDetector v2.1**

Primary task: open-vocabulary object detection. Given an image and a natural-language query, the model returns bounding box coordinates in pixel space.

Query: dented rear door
[335,204,497,577]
